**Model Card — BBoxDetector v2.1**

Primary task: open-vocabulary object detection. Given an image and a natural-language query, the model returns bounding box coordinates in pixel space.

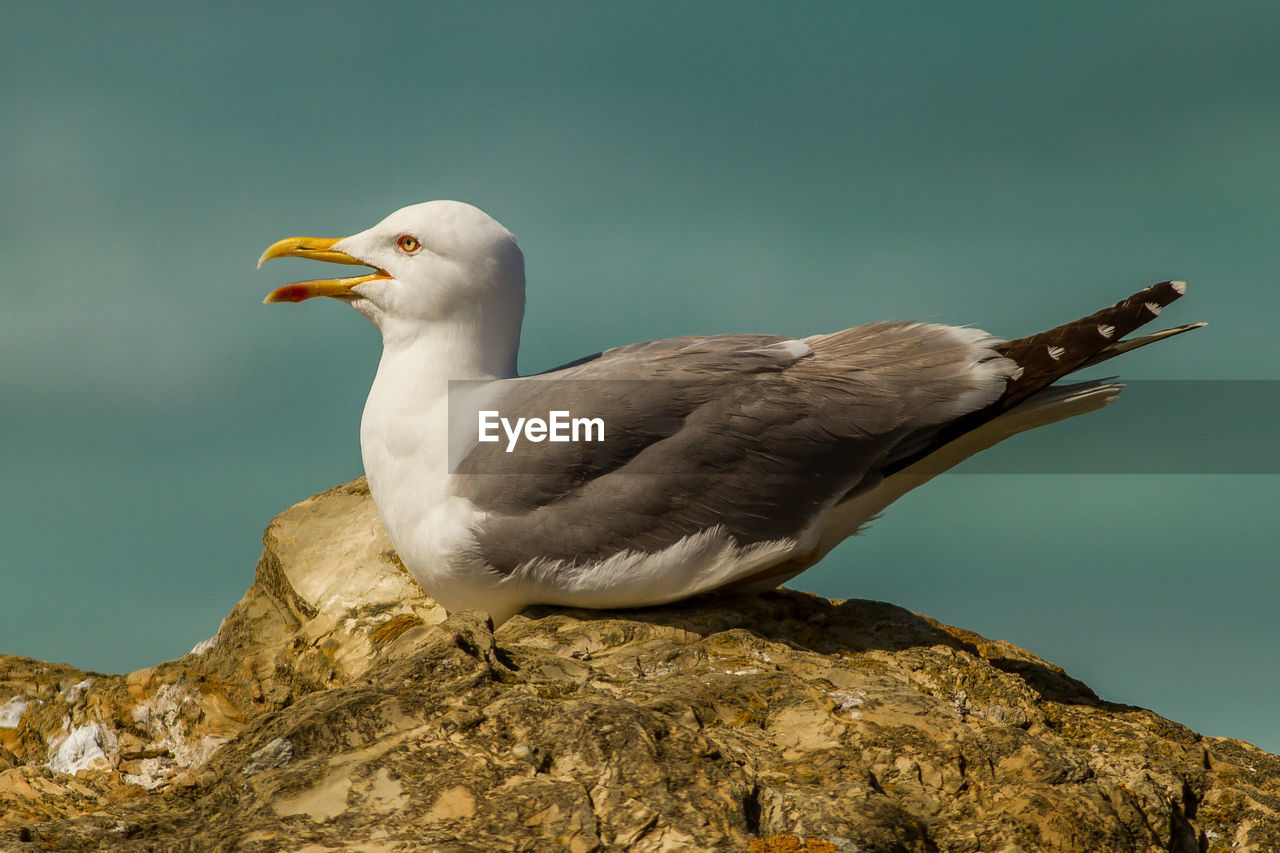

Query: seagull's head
[259,200,525,357]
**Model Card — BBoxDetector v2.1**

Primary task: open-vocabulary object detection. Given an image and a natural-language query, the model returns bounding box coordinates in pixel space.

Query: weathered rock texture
[3,479,1278,852]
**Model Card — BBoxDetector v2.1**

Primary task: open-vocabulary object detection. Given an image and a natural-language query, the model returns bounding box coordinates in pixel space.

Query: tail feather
[1076,321,1206,371]
[994,280,1190,408]
[881,280,1203,477]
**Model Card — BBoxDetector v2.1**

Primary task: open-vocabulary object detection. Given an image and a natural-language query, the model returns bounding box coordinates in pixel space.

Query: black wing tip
[1133,280,1186,312]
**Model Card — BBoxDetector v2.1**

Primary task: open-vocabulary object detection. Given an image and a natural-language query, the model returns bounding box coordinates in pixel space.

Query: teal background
[3,4,1278,750]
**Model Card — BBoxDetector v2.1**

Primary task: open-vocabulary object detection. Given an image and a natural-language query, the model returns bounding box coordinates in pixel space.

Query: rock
[2,478,1278,851]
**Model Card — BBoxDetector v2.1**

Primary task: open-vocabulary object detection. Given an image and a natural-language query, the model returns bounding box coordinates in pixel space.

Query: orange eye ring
[397,234,421,253]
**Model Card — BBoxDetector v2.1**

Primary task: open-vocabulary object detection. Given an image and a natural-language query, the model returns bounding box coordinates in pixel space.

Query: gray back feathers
[455,324,1013,573]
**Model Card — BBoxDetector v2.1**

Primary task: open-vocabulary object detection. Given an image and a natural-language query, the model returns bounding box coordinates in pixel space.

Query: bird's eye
[396,234,421,253]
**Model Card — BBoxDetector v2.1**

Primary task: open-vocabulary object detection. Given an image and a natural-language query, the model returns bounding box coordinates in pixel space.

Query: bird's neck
[361,328,515,467]
[359,325,516,548]
[377,323,518,394]
[377,312,520,382]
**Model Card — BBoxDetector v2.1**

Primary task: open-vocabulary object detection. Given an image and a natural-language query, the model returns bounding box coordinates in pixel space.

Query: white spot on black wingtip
[1145,301,1163,316]
[1047,345,1065,360]
[1098,324,1115,339]
[1170,280,1187,295]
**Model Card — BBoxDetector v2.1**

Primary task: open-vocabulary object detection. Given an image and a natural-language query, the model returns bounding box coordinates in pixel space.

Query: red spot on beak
[271,283,314,303]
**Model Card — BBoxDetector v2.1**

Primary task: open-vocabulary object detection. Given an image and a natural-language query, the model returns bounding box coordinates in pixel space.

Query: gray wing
[452,324,1012,573]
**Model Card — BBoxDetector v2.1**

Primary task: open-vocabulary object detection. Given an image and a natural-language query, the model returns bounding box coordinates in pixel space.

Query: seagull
[260,201,1203,625]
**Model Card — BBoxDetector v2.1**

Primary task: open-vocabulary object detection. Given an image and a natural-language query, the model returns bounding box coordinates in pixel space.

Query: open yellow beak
[258,236,389,303]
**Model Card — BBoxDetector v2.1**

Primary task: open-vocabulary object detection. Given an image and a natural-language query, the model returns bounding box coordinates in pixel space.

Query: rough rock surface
[3,479,1279,852]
